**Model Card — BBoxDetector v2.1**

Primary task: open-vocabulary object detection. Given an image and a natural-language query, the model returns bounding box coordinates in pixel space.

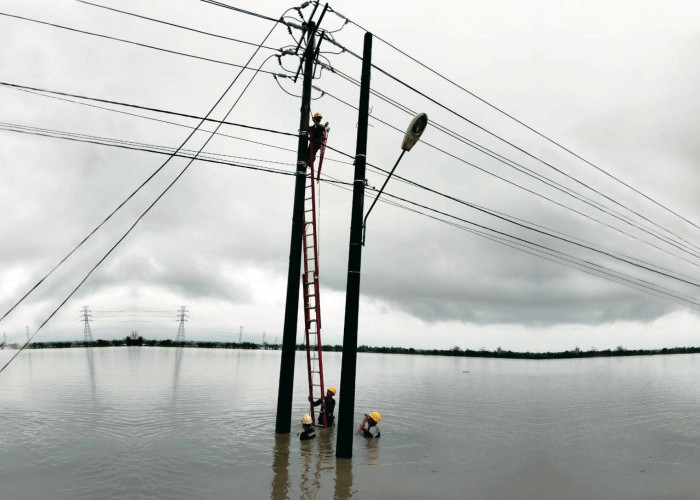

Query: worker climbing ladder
[302,124,329,427]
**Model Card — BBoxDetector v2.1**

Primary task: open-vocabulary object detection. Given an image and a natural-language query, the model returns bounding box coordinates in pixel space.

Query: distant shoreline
[3,338,700,359]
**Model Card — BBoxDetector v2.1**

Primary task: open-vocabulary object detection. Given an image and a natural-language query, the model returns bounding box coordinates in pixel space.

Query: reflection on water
[0,348,699,499]
[172,346,183,395]
[85,347,96,401]
[271,434,290,499]
[271,425,356,499]
[334,456,354,500]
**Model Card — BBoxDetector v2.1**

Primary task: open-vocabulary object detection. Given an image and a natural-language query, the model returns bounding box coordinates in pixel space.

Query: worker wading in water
[299,414,316,441]
[358,411,381,438]
[308,111,327,159]
[310,385,336,427]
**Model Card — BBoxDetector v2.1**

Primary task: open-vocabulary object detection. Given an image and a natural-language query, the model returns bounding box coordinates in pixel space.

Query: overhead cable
[0,82,297,137]
[323,63,700,259]
[329,10,700,234]
[0,12,283,75]
[77,1,282,51]
[7,118,692,288]
[377,189,700,308]
[0,20,284,375]
[319,89,700,269]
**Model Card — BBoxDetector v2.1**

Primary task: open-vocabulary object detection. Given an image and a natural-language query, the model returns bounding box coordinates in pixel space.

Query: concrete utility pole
[26,326,30,343]
[275,21,318,435]
[336,32,373,459]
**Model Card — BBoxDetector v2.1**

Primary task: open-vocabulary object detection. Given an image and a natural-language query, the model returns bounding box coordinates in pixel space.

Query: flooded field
[1,347,699,499]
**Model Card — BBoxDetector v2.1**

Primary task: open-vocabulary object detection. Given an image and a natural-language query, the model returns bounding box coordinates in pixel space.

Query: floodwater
[1,347,699,499]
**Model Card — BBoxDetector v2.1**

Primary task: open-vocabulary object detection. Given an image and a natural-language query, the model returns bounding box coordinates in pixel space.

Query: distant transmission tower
[238,326,243,344]
[82,306,94,342]
[175,306,188,342]
[26,326,30,343]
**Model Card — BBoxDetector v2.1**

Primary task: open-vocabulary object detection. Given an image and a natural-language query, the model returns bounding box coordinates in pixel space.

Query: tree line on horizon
[3,337,700,359]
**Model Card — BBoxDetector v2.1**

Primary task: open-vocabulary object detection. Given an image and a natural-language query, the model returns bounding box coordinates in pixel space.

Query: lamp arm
[362,149,406,245]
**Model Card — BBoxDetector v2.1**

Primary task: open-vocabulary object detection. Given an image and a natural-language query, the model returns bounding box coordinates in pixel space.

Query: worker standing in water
[308,112,327,159]
[299,414,316,441]
[357,411,381,438]
[310,386,336,427]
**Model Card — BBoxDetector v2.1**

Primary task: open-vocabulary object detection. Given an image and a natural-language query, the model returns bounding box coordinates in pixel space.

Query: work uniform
[300,426,316,441]
[312,395,335,427]
[362,422,380,438]
[308,123,326,157]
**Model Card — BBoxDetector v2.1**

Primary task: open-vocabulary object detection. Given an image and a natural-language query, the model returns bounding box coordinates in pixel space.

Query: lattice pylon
[82,306,93,342]
[176,306,187,342]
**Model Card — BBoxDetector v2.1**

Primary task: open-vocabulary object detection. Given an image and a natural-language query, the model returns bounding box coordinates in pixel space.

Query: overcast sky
[0,0,698,351]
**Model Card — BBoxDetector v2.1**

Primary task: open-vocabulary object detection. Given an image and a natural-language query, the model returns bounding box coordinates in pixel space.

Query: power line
[11,114,693,300]
[319,89,700,270]
[378,189,700,309]
[317,166,700,309]
[322,160,699,285]
[1,81,354,166]
[335,10,700,234]
[0,21,282,375]
[15,71,695,267]
[197,0,287,24]
[323,64,700,259]
[0,121,296,167]
[0,12,285,76]
[313,147,700,302]
[0,81,298,137]
[76,1,282,51]
[0,122,299,176]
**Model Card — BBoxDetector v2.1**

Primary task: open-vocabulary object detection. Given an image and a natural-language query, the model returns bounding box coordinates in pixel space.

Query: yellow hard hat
[327,386,337,395]
[367,411,381,423]
[301,414,313,425]
[313,112,322,119]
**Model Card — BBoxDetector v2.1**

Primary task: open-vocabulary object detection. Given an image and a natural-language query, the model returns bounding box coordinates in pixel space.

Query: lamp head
[401,113,428,151]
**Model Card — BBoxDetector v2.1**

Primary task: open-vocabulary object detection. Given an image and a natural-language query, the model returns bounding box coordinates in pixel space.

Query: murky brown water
[1,347,699,499]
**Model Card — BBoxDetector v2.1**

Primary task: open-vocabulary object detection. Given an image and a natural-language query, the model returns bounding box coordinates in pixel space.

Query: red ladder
[303,128,328,427]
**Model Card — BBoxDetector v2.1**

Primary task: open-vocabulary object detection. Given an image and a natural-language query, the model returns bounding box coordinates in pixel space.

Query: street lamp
[362,113,428,245]
[336,107,428,459]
